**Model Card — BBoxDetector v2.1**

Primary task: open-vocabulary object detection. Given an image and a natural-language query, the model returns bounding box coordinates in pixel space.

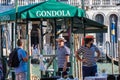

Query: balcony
[57,0,81,7]
[92,0,120,7]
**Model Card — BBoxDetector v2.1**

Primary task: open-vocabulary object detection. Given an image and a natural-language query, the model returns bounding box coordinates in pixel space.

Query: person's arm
[63,47,70,72]
[75,48,87,62]
[21,50,29,62]
[95,46,101,61]
[63,54,69,72]
[23,55,28,62]
[96,50,100,58]
[75,51,82,61]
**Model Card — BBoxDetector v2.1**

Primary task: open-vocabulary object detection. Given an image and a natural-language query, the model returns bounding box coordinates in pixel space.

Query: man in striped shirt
[56,34,70,77]
[75,35,100,79]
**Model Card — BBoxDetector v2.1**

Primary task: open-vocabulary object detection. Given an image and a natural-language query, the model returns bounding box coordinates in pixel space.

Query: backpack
[0,60,3,80]
[8,48,20,68]
[0,67,3,80]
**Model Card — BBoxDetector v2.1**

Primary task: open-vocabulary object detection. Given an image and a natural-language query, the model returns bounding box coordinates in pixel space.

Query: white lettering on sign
[0,15,10,21]
[36,10,71,17]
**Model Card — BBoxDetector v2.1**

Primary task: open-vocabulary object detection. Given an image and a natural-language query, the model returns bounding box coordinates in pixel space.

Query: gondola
[106,53,118,66]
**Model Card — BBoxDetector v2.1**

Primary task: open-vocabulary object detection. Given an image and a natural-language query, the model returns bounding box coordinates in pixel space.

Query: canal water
[31,62,119,79]
[6,62,119,80]
[97,62,119,74]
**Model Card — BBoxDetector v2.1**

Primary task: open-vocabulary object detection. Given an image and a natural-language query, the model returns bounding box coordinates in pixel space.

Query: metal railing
[0,0,11,5]
[0,0,120,7]
[0,0,86,9]
[0,0,46,6]
[92,0,120,6]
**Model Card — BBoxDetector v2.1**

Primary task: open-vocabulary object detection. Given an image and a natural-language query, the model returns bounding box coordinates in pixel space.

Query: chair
[107,75,115,80]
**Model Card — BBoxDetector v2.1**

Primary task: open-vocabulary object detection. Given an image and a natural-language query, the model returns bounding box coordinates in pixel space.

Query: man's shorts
[16,72,27,80]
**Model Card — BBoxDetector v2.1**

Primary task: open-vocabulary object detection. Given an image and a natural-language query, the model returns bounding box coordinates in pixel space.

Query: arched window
[109,14,118,43]
[95,14,104,46]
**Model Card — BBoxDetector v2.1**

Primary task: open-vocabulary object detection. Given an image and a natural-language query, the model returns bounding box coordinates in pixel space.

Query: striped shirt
[56,45,70,68]
[77,45,99,67]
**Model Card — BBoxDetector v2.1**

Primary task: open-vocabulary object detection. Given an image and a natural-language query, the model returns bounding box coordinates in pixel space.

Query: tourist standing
[15,39,28,80]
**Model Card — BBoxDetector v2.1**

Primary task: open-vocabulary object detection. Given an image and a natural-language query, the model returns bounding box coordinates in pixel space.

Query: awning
[21,1,85,19]
[72,17,107,33]
[0,4,38,21]
[0,0,107,33]
[0,1,85,21]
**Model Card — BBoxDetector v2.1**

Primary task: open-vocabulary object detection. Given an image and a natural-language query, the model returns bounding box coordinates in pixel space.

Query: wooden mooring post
[118,39,120,73]
[117,21,120,74]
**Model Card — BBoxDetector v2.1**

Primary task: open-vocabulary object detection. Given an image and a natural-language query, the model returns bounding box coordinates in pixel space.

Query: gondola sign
[36,10,71,17]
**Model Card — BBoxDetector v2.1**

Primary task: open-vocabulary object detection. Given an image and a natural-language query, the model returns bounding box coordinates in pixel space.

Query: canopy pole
[13,0,18,78]
[81,19,86,80]
[81,0,84,10]
[81,0,86,37]
[40,19,44,77]
[15,0,18,46]
[82,18,85,37]
[53,18,57,51]
[40,20,43,55]
[53,18,57,76]
[26,12,31,80]
[15,13,18,47]
[70,18,74,75]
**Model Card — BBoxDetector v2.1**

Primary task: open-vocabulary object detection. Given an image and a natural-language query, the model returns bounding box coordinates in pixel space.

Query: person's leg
[62,70,67,78]
[63,67,69,77]
[91,65,97,76]
[16,74,19,80]
[58,68,63,76]
[82,66,91,79]
[58,68,67,78]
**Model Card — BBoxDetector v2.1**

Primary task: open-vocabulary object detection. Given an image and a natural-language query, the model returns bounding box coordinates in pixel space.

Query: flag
[111,20,115,42]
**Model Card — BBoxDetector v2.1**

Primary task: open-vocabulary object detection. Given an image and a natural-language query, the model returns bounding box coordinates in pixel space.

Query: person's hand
[82,58,88,62]
[63,66,67,72]
[94,57,99,62]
